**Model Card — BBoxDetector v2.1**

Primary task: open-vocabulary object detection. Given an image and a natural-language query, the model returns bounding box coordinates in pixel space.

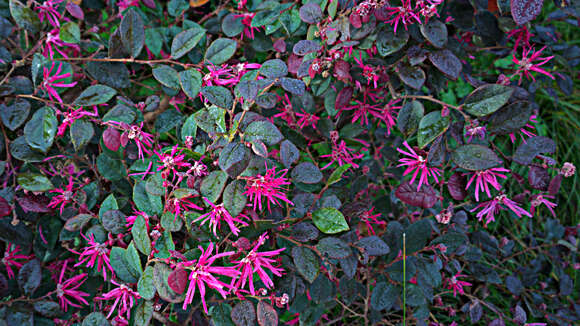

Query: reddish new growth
[231,233,285,295]
[181,242,240,314]
[243,164,293,212]
[41,62,77,104]
[56,260,90,312]
[397,140,441,191]
[195,197,248,237]
[2,243,32,279]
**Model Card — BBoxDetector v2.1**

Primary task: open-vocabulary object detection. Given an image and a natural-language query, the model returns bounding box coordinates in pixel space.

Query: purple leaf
[511,0,544,25]
[395,182,438,208]
[167,268,188,294]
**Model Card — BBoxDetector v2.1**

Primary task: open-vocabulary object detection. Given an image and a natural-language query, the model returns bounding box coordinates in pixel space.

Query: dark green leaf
[312,207,349,234]
[179,69,202,99]
[201,170,228,203]
[120,8,145,58]
[110,246,141,283]
[0,218,33,246]
[17,172,53,192]
[97,154,127,181]
[82,312,111,326]
[133,180,163,215]
[137,266,156,300]
[259,59,288,78]
[155,108,183,133]
[357,236,390,256]
[10,136,44,163]
[102,104,136,124]
[18,259,41,295]
[231,300,256,326]
[377,27,409,57]
[370,282,399,310]
[222,13,244,37]
[153,262,185,303]
[145,174,165,196]
[316,237,351,259]
[280,77,306,95]
[171,27,205,59]
[59,21,80,43]
[219,142,250,177]
[223,180,247,217]
[291,222,319,242]
[9,0,40,33]
[161,211,183,232]
[132,214,151,255]
[405,219,432,253]
[205,38,237,65]
[24,106,57,153]
[74,85,117,106]
[33,301,63,318]
[101,210,126,234]
[280,139,299,168]
[452,144,502,170]
[397,100,424,137]
[417,110,449,148]
[428,49,462,80]
[513,136,556,165]
[87,61,131,89]
[419,19,447,48]
[299,3,322,24]
[396,63,426,90]
[293,40,322,56]
[0,100,30,131]
[134,300,153,326]
[244,120,283,145]
[487,101,533,135]
[70,119,94,151]
[463,84,514,117]
[153,65,180,90]
[291,162,322,184]
[202,86,234,109]
[291,246,319,283]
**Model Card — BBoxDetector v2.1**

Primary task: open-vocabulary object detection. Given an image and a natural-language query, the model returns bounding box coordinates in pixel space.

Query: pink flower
[107,121,155,161]
[43,29,80,59]
[236,0,247,9]
[56,260,90,312]
[341,96,382,126]
[243,164,293,212]
[231,233,285,295]
[507,25,533,50]
[509,114,537,143]
[464,167,510,202]
[57,106,98,136]
[2,244,32,279]
[512,46,555,83]
[309,59,322,79]
[321,132,364,170]
[202,63,238,86]
[369,98,401,134]
[445,272,471,297]
[36,0,63,28]
[530,194,557,217]
[181,242,240,314]
[232,62,261,78]
[470,194,532,226]
[73,233,114,280]
[396,141,441,191]
[155,145,191,179]
[126,211,150,230]
[360,207,386,235]
[354,53,380,88]
[166,195,202,220]
[41,62,77,104]
[194,197,248,237]
[96,280,140,320]
[235,13,261,40]
[48,175,76,214]
[274,94,296,127]
[385,0,422,33]
[464,120,486,142]
[295,109,320,129]
[187,158,208,177]
[561,162,575,177]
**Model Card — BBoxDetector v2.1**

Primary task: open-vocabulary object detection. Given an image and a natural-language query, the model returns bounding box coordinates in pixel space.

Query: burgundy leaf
[257,301,278,326]
[0,196,11,217]
[231,300,256,326]
[447,173,468,201]
[349,12,362,28]
[103,127,121,151]
[65,2,84,20]
[16,194,52,213]
[528,166,549,190]
[287,54,302,75]
[548,174,563,195]
[333,60,351,82]
[142,0,156,9]
[167,268,188,294]
[395,182,438,208]
[511,0,543,25]
[335,86,353,111]
[273,39,286,53]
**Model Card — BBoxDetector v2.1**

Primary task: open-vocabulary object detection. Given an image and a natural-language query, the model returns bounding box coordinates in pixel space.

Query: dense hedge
[0,0,578,325]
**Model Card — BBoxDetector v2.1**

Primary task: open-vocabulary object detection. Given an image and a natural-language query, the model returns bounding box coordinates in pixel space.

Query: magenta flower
[187,158,209,177]
[354,53,380,88]
[530,194,557,217]
[41,62,77,104]
[202,63,238,87]
[341,97,382,126]
[561,162,576,177]
[36,0,63,28]
[96,279,140,320]
[195,197,248,237]
[2,244,32,279]
[117,0,140,12]
[43,29,80,59]
[126,211,150,230]
[509,114,537,143]
[369,98,402,134]
[57,106,98,136]
[321,132,364,170]
[274,94,296,127]
[295,109,320,129]
[155,145,191,179]
[512,46,555,83]
[73,233,114,280]
[181,242,240,314]
[470,194,532,226]
[234,13,261,40]
[396,141,441,191]
[464,167,510,202]
[56,260,90,312]
[166,195,202,221]
[107,121,154,161]
[359,207,386,235]
[48,175,76,214]
[232,62,261,78]
[231,233,285,295]
[385,0,422,33]
[243,164,293,212]
[507,25,533,50]
[464,120,486,143]
[445,272,471,297]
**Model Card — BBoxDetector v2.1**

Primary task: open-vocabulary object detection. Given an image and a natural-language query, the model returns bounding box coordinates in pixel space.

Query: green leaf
[202,86,233,109]
[102,104,136,124]
[155,108,183,133]
[0,99,30,131]
[145,173,165,196]
[463,84,514,117]
[181,114,197,142]
[280,139,299,168]
[153,262,185,303]
[17,173,53,192]
[101,210,126,234]
[179,69,202,99]
[24,106,57,153]
[419,19,447,48]
[396,63,426,90]
[134,300,153,326]
[17,259,41,296]
[417,110,450,148]
[82,312,111,326]
[259,59,288,78]
[312,207,349,234]
[194,106,227,134]
[291,162,322,184]
[397,100,424,137]
[64,214,93,232]
[59,21,80,43]
[405,219,432,253]
[99,194,118,219]
[171,27,205,59]
[251,9,280,28]
[132,214,151,255]
[153,65,181,90]
[161,211,183,232]
[205,38,237,65]
[487,101,533,135]
[97,154,127,181]
[291,246,319,283]
[70,119,94,151]
[299,3,322,24]
[219,142,250,177]
[513,136,556,165]
[201,170,228,203]
[221,13,244,37]
[9,0,40,33]
[126,241,143,275]
[10,136,44,162]
[244,120,283,145]
[326,164,351,186]
[376,27,409,57]
[145,28,163,56]
[138,266,156,300]
[370,282,399,311]
[74,85,117,106]
[223,180,247,217]
[33,300,63,318]
[452,144,502,171]
[133,180,163,215]
[120,8,145,58]
[110,246,141,283]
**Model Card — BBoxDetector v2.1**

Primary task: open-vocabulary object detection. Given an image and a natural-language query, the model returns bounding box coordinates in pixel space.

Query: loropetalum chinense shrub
[0,0,579,325]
